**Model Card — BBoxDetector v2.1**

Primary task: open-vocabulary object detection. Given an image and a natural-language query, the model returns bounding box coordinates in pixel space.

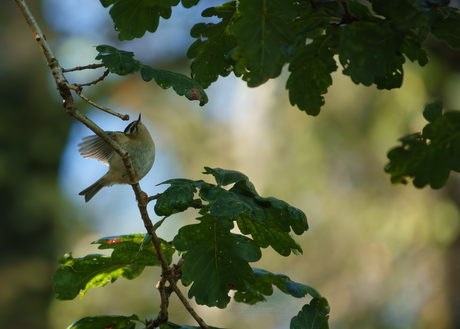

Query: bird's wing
[78,133,115,167]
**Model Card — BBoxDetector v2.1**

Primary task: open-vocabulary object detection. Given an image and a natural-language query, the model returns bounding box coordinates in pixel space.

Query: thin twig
[63,63,106,72]
[69,85,130,120]
[77,69,110,87]
[16,2,210,329]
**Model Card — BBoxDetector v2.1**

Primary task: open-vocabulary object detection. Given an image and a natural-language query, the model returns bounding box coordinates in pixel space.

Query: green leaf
[423,100,443,122]
[234,268,321,305]
[286,34,338,116]
[231,0,297,87]
[374,53,405,90]
[401,37,429,66]
[53,234,174,300]
[385,101,460,189]
[181,0,199,9]
[187,1,238,88]
[203,166,249,186]
[290,297,330,329]
[66,314,141,329]
[173,214,262,308]
[291,2,334,41]
[101,0,180,41]
[95,44,143,76]
[339,22,404,87]
[432,16,460,49]
[155,179,207,216]
[198,173,308,256]
[141,66,208,106]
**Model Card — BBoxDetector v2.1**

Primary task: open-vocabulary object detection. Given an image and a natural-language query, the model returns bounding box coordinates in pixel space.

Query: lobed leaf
[234,268,321,305]
[187,1,238,88]
[154,179,206,216]
[339,21,404,87]
[231,0,296,87]
[203,166,249,186]
[432,15,460,49]
[53,234,174,300]
[199,169,308,256]
[95,44,143,76]
[173,214,261,308]
[290,297,330,329]
[141,66,208,106]
[66,314,141,329]
[101,0,180,41]
[385,101,460,189]
[286,34,338,116]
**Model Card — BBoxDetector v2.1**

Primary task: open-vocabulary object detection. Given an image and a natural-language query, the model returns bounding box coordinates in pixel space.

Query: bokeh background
[2,1,460,328]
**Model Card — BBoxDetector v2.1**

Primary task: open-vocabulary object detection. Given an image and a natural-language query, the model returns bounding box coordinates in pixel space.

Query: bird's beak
[138,113,142,122]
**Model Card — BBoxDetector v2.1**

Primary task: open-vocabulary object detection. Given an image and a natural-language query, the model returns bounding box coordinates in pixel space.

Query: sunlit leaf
[53,234,174,300]
[66,314,141,329]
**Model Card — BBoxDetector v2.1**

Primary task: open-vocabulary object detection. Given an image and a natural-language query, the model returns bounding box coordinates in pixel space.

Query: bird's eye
[124,121,139,136]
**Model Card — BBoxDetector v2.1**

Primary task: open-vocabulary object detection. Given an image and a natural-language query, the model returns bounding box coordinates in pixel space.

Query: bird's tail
[79,177,107,202]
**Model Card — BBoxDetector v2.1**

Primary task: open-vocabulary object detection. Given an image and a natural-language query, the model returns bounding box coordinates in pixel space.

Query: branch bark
[15,1,210,328]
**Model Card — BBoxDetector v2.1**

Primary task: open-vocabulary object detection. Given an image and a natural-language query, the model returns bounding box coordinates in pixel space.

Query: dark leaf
[173,215,261,308]
[290,297,330,329]
[432,15,460,49]
[385,101,460,189]
[203,166,249,186]
[101,0,180,41]
[187,1,238,88]
[339,22,404,87]
[231,0,297,87]
[286,34,338,115]
[235,268,321,305]
[95,45,143,76]
[141,66,208,106]
[155,179,207,216]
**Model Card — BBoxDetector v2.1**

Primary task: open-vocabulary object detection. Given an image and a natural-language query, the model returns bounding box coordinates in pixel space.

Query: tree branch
[77,68,110,87]
[15,1,210,328]
[63,63,106,72]
[68,84,130,120]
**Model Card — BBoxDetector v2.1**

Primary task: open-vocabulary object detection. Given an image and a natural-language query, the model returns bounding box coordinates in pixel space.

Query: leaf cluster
[100,0,460,115]
[385,101,460,189]
[53,168,327,328]
[157,167,309,308]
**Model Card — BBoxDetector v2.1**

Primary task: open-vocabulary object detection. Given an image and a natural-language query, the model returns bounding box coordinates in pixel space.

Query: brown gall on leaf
[104,324,115,329]
[188,87,202,101]
[106,238,121,244]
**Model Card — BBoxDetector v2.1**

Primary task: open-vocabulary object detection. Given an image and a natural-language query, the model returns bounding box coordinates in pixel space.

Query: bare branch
[63,63,106,72]
[78,69,110,87]
[69,85,130,120]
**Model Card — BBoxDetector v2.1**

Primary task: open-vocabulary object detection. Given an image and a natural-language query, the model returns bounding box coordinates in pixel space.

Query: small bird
[78,114,155,202]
